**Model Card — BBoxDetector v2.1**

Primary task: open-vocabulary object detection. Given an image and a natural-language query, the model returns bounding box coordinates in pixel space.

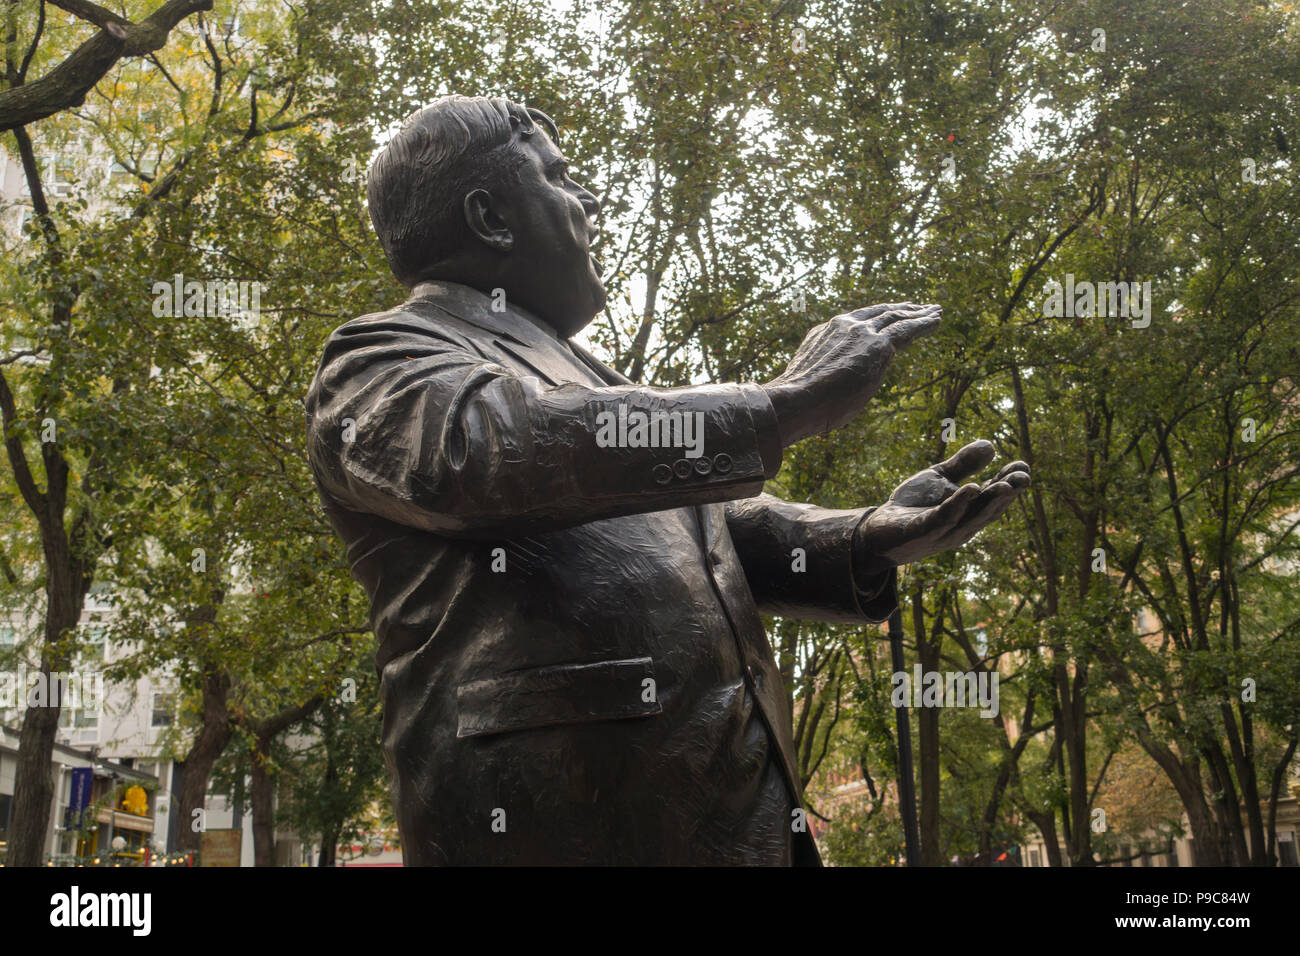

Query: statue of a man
[305,95,1029,865]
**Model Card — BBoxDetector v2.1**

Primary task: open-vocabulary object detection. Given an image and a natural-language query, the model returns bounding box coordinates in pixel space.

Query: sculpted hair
[367,95,558,287]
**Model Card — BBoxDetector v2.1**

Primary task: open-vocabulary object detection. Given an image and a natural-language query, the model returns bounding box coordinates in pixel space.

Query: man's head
[367,95,604,337]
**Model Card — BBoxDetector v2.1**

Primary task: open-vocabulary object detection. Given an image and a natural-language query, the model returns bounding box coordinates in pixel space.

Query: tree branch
[0,0,212,132]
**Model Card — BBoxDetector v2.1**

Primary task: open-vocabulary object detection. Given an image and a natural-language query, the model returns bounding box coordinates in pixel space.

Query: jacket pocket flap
[456,656,662,738]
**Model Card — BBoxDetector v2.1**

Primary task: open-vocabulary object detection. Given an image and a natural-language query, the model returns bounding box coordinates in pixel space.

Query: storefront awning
[92,808,154,833]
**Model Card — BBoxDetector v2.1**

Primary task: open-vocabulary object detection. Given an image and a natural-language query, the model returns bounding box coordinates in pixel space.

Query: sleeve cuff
[851,508,899,623]
[741,383,783,479]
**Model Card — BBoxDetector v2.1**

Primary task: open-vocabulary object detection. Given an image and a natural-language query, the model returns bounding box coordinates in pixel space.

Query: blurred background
[0,0,1296,867]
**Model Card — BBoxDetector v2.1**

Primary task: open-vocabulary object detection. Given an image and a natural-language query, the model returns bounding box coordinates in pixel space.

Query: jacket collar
[405,279,615,387]
[406,280,559,352]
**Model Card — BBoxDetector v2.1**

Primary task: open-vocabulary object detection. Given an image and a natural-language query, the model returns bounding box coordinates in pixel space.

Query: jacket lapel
[568,339,635,386]
[488,338,583,387]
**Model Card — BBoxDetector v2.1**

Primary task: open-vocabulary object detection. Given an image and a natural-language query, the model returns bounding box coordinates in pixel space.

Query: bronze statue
[304,95,1029,865]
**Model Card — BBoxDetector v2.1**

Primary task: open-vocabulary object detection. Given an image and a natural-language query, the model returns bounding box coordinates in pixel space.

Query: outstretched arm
[306,301,942,539]
[725,494,898,624]
[726,441,1029,624]
[306,313,784,537]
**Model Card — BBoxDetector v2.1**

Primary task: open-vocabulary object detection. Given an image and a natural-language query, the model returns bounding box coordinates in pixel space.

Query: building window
[43,155,75,198]
[58,705,98,730]
[1279,833,1297,867]
[151,692,174,727]
[1028,849,1040,867]
[108,160,132,183]
[84,624,106,660]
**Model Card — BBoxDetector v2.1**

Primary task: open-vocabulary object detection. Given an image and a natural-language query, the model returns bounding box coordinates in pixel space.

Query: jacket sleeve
[724,493,899,624]
[305,313,784,537]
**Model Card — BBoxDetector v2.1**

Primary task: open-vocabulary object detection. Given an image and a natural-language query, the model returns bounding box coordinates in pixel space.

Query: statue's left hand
[856,440,1030,569]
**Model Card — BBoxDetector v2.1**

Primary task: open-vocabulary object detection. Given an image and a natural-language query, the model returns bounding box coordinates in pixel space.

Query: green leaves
[3,0,1296,865]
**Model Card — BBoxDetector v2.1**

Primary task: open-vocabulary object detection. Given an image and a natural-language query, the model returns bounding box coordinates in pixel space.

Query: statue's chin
[559,310,596,338]
[572,273,606,331]
[531,268,604,337]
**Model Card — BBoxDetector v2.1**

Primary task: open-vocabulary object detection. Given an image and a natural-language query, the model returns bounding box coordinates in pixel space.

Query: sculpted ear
[463,188,513,252]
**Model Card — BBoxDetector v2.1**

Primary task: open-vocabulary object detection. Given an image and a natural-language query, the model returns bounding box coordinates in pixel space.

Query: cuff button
[653,463,673,485]
[693,457,712,476]
[712,453,733,474]
[673,458,693,479]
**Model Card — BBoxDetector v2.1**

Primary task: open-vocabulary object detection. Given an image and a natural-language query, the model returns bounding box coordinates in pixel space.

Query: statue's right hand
[763,303,941,447]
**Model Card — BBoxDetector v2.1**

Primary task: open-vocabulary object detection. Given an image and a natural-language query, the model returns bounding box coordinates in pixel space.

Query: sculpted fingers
[769,303,943,448]
[913,482,981,537]
[1000,469,1031,490]
[934,440,995,483]
[865,303,940,333]
[943,481,1021,545]
[880,313,941,349]
[846,302,926,324]
[983,461,1030,492]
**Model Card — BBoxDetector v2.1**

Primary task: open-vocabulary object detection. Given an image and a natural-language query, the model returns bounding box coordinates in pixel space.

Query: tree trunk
[318,829,338,867]
[1027,809,1063,866]
[1265,737,1299,866]
[1202,741,1249,865]
[1055,665,1094,866]
[7,533,87,866]
[251,732,276,867]
[1185,801,1224,866]
[913,588,943,866]
[7,677,61,866]
[243,695,324,866]
[318,725,340,867]
[175,668,232,853]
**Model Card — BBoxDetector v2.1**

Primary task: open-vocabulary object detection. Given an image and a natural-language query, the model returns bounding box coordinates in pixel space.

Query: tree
[0,0,383,864]
[0,0,213,133]
[273,660,388,867]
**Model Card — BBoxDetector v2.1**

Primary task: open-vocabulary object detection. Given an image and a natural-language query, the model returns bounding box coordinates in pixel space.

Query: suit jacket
[304,280,898,865]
